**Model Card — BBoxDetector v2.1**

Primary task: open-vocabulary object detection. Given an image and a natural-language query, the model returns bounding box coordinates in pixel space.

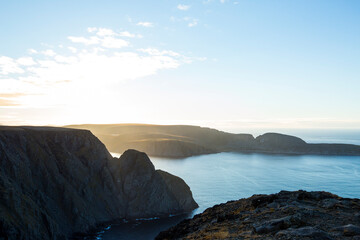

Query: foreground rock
[156,190,360,239]
[67,124,360,158]
[0,126,197,240]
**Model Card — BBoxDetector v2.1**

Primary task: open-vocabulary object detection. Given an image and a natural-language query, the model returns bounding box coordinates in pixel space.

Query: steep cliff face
[0,126,197,240]
[109,150,198,218]
[157,190,360,240]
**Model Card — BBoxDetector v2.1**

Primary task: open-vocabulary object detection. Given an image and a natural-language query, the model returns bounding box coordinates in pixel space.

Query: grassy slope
[65,124,360,157]
[65,124,254,157]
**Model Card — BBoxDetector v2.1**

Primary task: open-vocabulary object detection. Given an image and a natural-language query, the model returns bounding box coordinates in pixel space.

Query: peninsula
[67,124,360,158]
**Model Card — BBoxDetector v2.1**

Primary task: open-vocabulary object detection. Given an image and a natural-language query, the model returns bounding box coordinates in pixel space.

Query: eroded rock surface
[156,190,360,240]
[0,126,197,240]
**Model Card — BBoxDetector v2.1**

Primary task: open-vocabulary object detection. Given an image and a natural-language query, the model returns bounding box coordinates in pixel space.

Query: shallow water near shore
[97,150,360,240]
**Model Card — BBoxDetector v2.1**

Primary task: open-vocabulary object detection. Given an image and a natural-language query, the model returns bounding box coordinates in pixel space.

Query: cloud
[68,35,128,49]
[0,56,24,74]
[188,19,198,27]
[87,27,141,38]
[68,46,77,53]
[42,50,56,56]
[68,36,100,45]
[136,22,154,27]
[95,28,116,36]
[87,27,97,33]
[177,4,191,10]
[138,48,180,57]
[28,49,38,54]
[0,27,195,109]
[171,17,199,27]
[0,93,26,106]
[101,37,128,48]
[119,31,142,38]
[17,57,36,66]
[0,98,18,106]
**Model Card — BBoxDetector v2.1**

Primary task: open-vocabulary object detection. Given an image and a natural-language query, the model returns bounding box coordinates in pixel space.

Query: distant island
[66,124,360,158]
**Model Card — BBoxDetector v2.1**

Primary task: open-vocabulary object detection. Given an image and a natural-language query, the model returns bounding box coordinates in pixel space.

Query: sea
[95,129,360,240]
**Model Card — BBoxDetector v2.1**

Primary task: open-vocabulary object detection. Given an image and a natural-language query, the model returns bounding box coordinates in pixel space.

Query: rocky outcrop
[0,126,197,240]
[109,149,198,218]
[156,190,360,239]
[67,124,360,158]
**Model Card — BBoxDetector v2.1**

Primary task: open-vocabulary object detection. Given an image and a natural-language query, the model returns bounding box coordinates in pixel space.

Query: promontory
[0,126,198,240]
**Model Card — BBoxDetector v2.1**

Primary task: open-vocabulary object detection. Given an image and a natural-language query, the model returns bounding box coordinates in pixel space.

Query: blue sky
[0,0,359,130]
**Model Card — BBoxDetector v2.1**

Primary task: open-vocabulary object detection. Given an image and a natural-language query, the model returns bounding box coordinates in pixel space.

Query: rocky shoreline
[156,190,360,239]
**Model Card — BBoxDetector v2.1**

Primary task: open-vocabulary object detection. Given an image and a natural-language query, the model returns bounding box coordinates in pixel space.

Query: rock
[254,214,304,234]
[332,224,360,236]
[0,126,198,240]
[319,198,340,209]
[156,190,360,240]
[276,226,333,240]
[110,149,198,218]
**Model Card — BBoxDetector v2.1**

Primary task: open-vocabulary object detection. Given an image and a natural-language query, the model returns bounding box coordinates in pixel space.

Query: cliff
[156,190,360,239]
[66,124,360,157]
[0,126,197,240]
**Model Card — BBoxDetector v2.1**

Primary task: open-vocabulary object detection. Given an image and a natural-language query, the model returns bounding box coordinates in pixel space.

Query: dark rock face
[156,190,360,240]
[0,126,197,240]
[109,149,198,218]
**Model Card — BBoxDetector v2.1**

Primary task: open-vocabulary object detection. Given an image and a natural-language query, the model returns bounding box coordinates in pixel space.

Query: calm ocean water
[98,130,360,240]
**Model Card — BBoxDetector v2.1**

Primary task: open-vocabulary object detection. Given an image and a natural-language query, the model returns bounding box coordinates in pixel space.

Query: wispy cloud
[188,19,198,27]
[170,16,199,27]
[0,56,24,74]
[28,49,38,54]
[138,48,181,57]
[0,27,194,109]
[42,49,56,56]
[0,93,27,106]
[17,57,36,66]
[177,4,191,11]
[68,35,128,49]
[136,22,154,27]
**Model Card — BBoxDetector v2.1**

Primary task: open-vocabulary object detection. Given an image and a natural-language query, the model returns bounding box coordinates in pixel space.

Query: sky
[0,0,359,130]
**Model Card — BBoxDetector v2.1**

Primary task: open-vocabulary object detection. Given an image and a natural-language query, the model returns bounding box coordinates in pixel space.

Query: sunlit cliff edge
[66,124,360,158]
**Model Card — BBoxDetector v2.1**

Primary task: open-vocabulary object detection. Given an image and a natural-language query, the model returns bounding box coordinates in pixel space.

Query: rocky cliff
[156,190,360,240]
[67,124,360,158]
[0,126,197,240]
